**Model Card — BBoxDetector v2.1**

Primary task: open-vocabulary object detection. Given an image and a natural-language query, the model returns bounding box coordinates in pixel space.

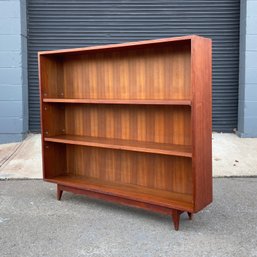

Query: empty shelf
[47,174,194,211]
[44,134,192,157]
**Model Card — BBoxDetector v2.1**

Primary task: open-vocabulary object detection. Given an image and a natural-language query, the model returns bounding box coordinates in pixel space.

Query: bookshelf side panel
[191,37,213,212]
[39,54,66,179]
[39,55,63,98]
[43,142,67,179]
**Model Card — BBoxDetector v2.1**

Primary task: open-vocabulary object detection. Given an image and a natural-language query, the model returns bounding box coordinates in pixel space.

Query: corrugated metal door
[27,0,240,132]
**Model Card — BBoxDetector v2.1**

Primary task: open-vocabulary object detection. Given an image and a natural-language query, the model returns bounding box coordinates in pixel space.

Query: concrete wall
[238,0,257,137]
[0,0,28,143]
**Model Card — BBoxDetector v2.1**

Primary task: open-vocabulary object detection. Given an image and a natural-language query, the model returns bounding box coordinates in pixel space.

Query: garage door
[27,0,240,132]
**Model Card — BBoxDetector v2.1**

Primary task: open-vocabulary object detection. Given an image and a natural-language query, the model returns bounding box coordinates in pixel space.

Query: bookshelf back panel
[63,44,191,99]
[64,104,191,145]
[40,43,191,100]
[66,145,192,195]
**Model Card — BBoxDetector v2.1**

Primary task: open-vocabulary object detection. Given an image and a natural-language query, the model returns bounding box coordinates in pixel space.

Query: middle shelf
[43,98,192,105]
[44,134,192,157]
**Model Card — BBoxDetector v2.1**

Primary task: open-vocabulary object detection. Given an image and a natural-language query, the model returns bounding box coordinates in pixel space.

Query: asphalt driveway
[1,178,257,257]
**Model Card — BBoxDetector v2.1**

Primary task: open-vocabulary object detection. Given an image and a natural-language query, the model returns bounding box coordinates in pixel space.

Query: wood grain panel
[59,44,191,100]
[43,98,192,105]
[39,55,63,98]
[64,104,191,146]
[65,145,192,195]
[48,175,193,211]
[42,103,65,137]
[191,37,212,212]
[43,142,66,179]
[44,135,192,157]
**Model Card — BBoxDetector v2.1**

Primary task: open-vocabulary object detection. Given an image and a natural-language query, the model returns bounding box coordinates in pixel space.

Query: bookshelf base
[47,175,194,230]
[56,184,192,231]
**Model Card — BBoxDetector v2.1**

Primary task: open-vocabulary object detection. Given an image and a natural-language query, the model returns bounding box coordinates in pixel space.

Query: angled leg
[172,210,183,231]
[187,212,193,220]
[57,185,63,201]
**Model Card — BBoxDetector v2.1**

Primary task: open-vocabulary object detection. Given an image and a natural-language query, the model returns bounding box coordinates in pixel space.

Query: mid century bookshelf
[39,35,212,230]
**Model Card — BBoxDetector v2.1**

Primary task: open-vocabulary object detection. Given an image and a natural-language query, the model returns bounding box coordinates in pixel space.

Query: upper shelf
[43,98,192,105]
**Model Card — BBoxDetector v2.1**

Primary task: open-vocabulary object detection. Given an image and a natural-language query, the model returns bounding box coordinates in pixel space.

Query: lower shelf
[46,174,194,211]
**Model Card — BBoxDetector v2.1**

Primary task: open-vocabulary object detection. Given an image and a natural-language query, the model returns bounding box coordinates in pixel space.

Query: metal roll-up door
[27,0,240,132]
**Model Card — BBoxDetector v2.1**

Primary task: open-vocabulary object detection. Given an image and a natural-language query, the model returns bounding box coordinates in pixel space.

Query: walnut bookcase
[39,35,212,230]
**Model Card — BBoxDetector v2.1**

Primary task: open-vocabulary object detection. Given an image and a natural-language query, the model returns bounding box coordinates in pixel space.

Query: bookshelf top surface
[38,35,206,56]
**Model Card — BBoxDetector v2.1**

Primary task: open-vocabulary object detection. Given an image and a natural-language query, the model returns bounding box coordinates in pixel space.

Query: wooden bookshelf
[39,35,212,230]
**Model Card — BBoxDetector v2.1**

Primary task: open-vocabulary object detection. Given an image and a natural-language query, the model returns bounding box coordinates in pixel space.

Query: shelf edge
[43,98,192,105]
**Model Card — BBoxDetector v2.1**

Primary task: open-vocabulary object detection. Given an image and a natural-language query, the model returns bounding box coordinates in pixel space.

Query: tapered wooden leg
[172,210,182,231]
[57,185,63,201]
[187,212,193,220]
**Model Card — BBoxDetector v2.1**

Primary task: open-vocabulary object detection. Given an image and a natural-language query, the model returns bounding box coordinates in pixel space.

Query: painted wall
[0,0,28,143]
[238,0,257,137]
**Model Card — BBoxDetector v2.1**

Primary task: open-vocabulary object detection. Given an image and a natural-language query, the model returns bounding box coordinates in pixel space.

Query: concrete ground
[1,178,257,257]
[0,134,41,179]
[0,132,257,179]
